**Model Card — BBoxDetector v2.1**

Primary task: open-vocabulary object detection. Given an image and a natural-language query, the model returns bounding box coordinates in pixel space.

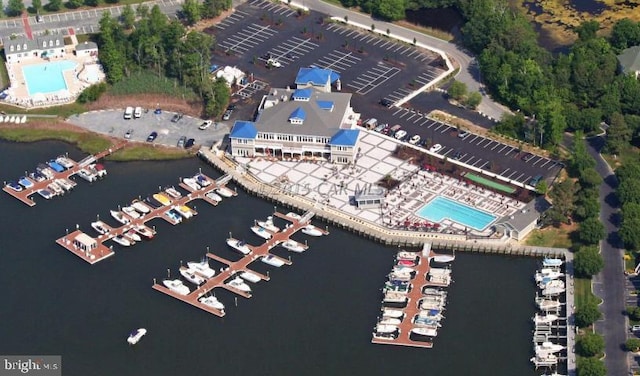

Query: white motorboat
[123,230,141,243]
[199,295,225,311]
[374,324,398,334]
[163,279,190,295]
[226,238,251,255]
[428,273,451,286]
[240,271,262,283]
[422,287,447,297]
[91,221,110,235]
[411,327,438,338]
[127,328,147,345]
[55,156,75,169]
[261,254,285,267]
[538,279,565,290]
[76,169,97,182]
[535,269,564,282]
[430,254,456,263]
[419,299,445,310]
[88,164,107,178]
[542,285,566,297]
[47,182,64,195]
[542,258,563,267]
[37,189,53,199]
[301,224,323,236]
[429,268,452,276]
[216,186,235,198]
[122,206,141,219]
[205,191,222,203]
[131,200,151,214]
[533,314,559,325]
[397,251,418,261]
[381,308,404,318]
[175,205,195,219]
[180,267,206,285]
[187,259,216,279]
[393,265,415,274]
[251,225,272,240]
[530,352,558,367]
[164,186,182,199]
[194,173,212,187]
[535,342,565,354]
[372,330,398,340]
[378,317,401,326]
[133,224,155,239]
[257,216,280,232]
[226,277,252,293]
[388,272,413,282]
[383,291,408,304]
[112,235,132,247]
[281,239,307,253]
[182,177,201,191]
[54,178,74,191]
[285,212,302,221]
[536,298,561,311]
[110,210,131,225]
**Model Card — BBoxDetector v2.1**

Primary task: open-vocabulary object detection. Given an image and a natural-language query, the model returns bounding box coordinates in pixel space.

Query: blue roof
[295,67,339,86]
[329,129,359,146]
[330,71,340,83]
[289,107,306,121]
[292,88,312,101]
[229,121,258,139]
[317,100,334,111]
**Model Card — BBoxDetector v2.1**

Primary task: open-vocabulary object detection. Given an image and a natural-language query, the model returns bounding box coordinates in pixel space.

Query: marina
[55,172,235,265]
[152,210,328,317]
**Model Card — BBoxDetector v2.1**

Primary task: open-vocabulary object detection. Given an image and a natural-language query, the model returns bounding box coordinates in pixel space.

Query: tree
[620,202,640,250]
[6,0,23,16]
[577,357,606,376]
[575,20,600,42]
[465,91,482,109]
[578,218,605,246]
[46,0,61,11]
[579,167,603,188]
[574,246,604,276]
[372,0,406,21]
[626,338,640,352]
[31,0,41,13]
[84,0,98,6]
[448,80,467,101]
[575,300,602,328]
[626,306,640,321]
[610,18,640,51]
[546,179,575,225]
[136,3,149,17]
[121,4,135,30]
[67,0,82,8]
[181,0,201,25]
[576,332,604,357]
[617,179,640,205]
[605,112,631,155]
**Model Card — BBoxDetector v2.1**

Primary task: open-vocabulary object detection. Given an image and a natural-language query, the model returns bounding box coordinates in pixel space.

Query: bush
[576,332,604,357]
[575,300,602,328]
[627,306,640,321]
[626,338,640,352]
[577,356,606,376]
[76,83,107,103]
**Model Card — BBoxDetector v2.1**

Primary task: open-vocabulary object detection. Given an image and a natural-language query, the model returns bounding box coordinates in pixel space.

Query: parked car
[452,150,463,160]
[529,175,543,186]
[171,113,183,123]
[266,58,282,68]
[409,135,421,145]
[631,325,640,332]
[429,144,443,153]
[222,109,233,121]
[154,108,162,114]
[379,98,393,107]
[185,138,195,149]
[146,131,158,142]
[227,104,237,111]
[177,136,186,148]
[374,123,387,133]
[458,130,469,139]
[199,120,213,130]
[124,129,133,139]
[394,130,407,140]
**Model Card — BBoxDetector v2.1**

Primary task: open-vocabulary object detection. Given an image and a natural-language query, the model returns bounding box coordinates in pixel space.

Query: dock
[153,210,327,317]
[55,173,234,265]
[3,143,126,206]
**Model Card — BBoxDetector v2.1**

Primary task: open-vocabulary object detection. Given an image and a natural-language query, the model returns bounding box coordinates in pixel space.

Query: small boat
[413,316,442,327]
[226,238,251,255]
[37,189,53,199]
[215,186,235,198]
[144,196,162,208]
[397,251,418,261]
[281,239,307,253]
[251,225,272,240]
[533,314,559,325]
[127,328,147,345]
[122,206,141,219]
[419,300,445,311]
[378,317,401,326]
[55,156,75,169]
[422,287,447,296]
[47,182,64,195]
[301,224,323,236]
[240,271,261,283]
[179,267,206,285]
[372,330,398,340]
[29,171,46,182]
[162,279,190,295]
[112,235,132,247]
[89,163,107,178]
[429,268,451,276]
[199,295,225,311]
[257,216,280,232]
[133,224,155,239]
[535,269,564,282]
[542,285,565,296]
[54,178,74,191]
[165,209,183,223]
[194,173,211,187]
[384,283,410,293]
[36,164,55,179]
[153,193,172,206]
[411,327,438,338]
[18,176,34,189]
[538,279,565,290]
[182,178,201,191]
[430,254,456,263]
[226,276,251,293]
[164,186,182,199]
[383,291,408,304]
[417,308,444,318]
[530,352,558,366]
[397,259,416,267]
[5,181,23,192]
[537,298,561,311]
[374,324,398,334]
[91,221,110,235]
[428,274,451,286]
[76,169,97,182]
[187,259,216,279]
[205,191,222,203]
[261,254,285,267]
[110,210,131,225]
[285,212,302,221]
[535,341,565,354]
[123,229,142,243]
[388,272,412,282]
[175,205,195,219]
[131,201,151,214]
[47,159,66,172]
[393,265,415,274]
[542,258,563,267]
[381,308,404,318]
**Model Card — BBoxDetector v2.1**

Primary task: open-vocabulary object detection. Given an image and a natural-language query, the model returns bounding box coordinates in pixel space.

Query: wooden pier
[55,173,233,265]
[152,210,326,317]
[3,142,127,207]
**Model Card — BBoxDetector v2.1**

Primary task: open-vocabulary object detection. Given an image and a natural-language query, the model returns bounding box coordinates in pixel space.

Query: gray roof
[255,88,352,137]
[76,41,98,51]
[4,35,65,55]
[495,196,550,233]
[617,46,640,75]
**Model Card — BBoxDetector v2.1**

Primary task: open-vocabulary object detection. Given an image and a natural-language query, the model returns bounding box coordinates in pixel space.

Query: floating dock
[152,210,328,317]
[55,173,234,265]
[3,143,126,206]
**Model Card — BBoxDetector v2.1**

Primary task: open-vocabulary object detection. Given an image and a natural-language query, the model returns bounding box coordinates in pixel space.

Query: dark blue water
[0,140,540,376]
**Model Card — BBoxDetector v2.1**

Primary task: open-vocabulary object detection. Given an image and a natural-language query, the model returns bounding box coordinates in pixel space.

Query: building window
[55,40,60,46]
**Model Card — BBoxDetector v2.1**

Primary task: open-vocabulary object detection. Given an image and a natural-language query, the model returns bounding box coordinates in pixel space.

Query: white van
[124,107,134,120]
[134,107,142,119]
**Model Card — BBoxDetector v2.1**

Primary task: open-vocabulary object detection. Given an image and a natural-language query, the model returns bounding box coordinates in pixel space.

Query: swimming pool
[417,196,497,231]
[22,60,77,95]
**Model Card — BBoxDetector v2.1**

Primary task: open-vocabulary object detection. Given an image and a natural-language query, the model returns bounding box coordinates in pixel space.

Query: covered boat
[226,238,251,255]
[127,328,147,345]
[261,254,285,267]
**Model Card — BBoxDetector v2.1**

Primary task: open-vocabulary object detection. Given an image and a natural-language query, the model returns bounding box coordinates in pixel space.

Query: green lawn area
[0,128,112,154]
[464,172,516,193]
[575,277,601,307]
[109,145,191,161]
[108,70,199,99]
[524,227,573,249]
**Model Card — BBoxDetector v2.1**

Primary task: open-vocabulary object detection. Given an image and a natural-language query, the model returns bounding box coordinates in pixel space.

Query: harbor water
[0,140,541,376]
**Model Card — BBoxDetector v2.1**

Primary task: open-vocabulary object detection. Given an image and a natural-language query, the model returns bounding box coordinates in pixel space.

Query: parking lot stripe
[440,125,451,133]
[539,159,551,168]
[547,163,558,170]
[472,159,485,167]
[497,144,508,153]
[490,143,500,151]
[531,157,544,166]
[464,156,475,165]
[513,173,525,182]
[501,168,510,175]
[433,123,445,132]
[467,135,479,143]
[393,108,404,116]
[505,171,518,179]
[503,147,515,155]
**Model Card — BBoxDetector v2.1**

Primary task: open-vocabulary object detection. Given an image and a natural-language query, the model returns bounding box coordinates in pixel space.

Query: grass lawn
[524,226,573,249]
[108,70,198,100]
[575,277,601,307]
[109,145,191,161]
[602,144,640,171]
[0,127,112,154]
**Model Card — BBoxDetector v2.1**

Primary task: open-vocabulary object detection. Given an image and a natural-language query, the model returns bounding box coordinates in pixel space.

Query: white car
[429,144,443,153]
[267,58,282,68]
[394,130,407,140]
[199,120,213,130]
[409,135,421,145]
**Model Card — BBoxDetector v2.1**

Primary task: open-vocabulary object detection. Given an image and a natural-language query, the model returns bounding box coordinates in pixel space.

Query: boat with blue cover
[18,176,34,189]
[47,159,66,172]
[6,181,23,192]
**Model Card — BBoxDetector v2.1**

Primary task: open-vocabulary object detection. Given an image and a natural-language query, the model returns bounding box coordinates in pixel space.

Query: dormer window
[9,46,14,52]
[55,40,59,46]
[49,40,53,47]
[42,41,46,48]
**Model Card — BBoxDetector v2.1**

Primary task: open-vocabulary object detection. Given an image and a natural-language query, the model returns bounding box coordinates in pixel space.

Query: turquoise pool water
[22,60,77,95]
[417,196,497,231]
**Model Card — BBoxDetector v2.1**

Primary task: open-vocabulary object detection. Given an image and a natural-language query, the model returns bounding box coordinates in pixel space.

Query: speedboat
[131,200,151,214]
[88,163,107,178]
[164,186,182,199]
[123,229,142,243]
[133,224,155,239]
[419,299,445,311]
[47,159,66,172]
[226,238,251,255]
[36,164,55,179]
[261,254,285,267]
[179,267,206,285]
[417,308,444,318]
[257,216,280,232]
[383,291,408,304]
[429,268,451,276]
[187,259,216,279]
[205,191,222,203]
[199,295,225,311]
[145,196,163,209]
[430,253,456,263]
[152,193,172,206]
[127,328,147,345]
[533,314,559,325]
[54,178,74,191]
[91,221,110,235]
[542,285,566,296]
[384,282,410,293]
[175,205,195,219]
[165,209,183,223]
[535,341,565,354]
[182,177,201,191]
[281,239,307,253]
[55,156,75,169]
[240,271,261,283]
[18,176,34,189]
[536,298,561,311]
[251,225,272,240]
[29,171,46,182]
[110,210,131,225]
[530,352,558,367]
[47,182,64,195]
[285,212,302,221]
[428,274,452,286]
[374,324,398,334]
[542,258,563,267]
[388,271,413,282]
[422,287,447,296]
[410,327,438,338]
[393,265,415,275]
[112,235,132,247]
[194,173,211,187]
[301,224,323,236]
[162,279,190,295]
[215,185,235,198]
[122,206,141,219]
[76,169,97,182]
[226,276,252,293]
[413,316,442,327]
[538,279,565,290]
[397,259,416,267]
[378,317,401,326]
[535,269,564,282]
[5,181,23,192]
[397,251,418,261]
[381,308,404,318]
[37,189,53,199]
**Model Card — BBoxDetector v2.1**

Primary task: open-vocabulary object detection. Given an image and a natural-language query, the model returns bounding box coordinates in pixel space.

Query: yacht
[205,191,222,203]
[393,265,415,275]
[186,259,216,279]
[54,178,74,191]
[112,235,132,247]
[383,291,408,304]
[47,159,66,172]
[182,177,201,191]
[533,314,559,325]
[374,324,398,334]
[419,299,445,311]
[122,206,141,219]
[536,298,561,311]
[535,269,564,282]
[285,212,302,221]
[301,224,323,236]
[261,254,285,267]
[110,210,131,225]
[422,287,447,296]
[226,238,251,255]
[18,176,34,189]
[538,279,565,290]
[6,181,23,192]
[429,268,452,276]
[430,253,456,263]
[397,251,419,261]
[36,164,55,179]
[226,276,252,293]
[410,327,438,338]
[55,156,75,169]
[388,271,413,282]
[251,225,272,240]
[530,353,558,367]
[194,173,211,187]
[199,295,225,311]
[162,279,190,295]
[257,216,280,232]
[131,200,151,214]
[127,328,147,345]
[88,163,107,178]
[535,342,565,354]
[133,224,155,239]
[381,308,404,319]
[281,239,307,253]
[76,169,97,182]
[91,221,110,235]
[240,271,262,283]
[542,258,563,268]
[123,230,142,243]
[37,189,53,199]
[179,267,206,285]
[378,317,401,326]
[164,186,182,199]
[413,316,442,327]
[152,193,172,206]
[29,171,46,182]
[175,205,195,219]
[215,185,235,198]
[47,182,64,196]
[397,259,416,267]
[542,285,566,297]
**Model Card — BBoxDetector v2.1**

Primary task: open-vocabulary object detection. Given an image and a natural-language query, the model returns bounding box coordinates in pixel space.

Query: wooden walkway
[152,210,328,317]
[55,173,233,265]
[3,142,126,207]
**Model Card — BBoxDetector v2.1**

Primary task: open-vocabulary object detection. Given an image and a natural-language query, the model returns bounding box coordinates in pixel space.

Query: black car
[185,138,195,149]
[379,98,393,107]
[452,151,463,160]
[146,131,158,142]
[227,104,237,111]
[171,113,183,123]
